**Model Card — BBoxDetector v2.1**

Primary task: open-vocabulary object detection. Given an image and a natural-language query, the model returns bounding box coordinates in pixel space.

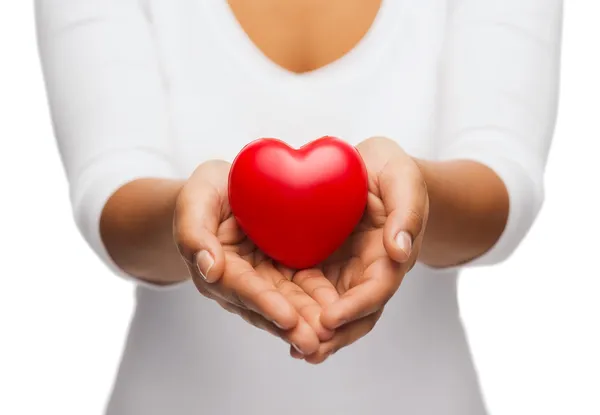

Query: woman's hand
[174,160,333,355]
[292,137,429,363]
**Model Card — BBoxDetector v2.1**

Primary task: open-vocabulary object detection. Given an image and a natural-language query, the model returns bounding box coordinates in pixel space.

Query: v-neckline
[200,0,407,92]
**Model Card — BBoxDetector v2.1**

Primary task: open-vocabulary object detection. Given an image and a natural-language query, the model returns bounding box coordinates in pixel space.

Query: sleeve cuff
[435,130,545,268]
[70,148,189,291]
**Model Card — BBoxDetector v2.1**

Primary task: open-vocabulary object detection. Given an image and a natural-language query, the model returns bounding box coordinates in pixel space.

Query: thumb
[379,158,428,263]
[175,165,229,283]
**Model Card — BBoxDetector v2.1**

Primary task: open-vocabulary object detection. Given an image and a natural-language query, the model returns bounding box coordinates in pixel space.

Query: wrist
[102,178,188,284]
[410,159,509,267]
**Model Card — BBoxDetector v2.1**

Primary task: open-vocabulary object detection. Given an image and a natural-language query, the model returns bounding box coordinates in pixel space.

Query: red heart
[228,136,368,269]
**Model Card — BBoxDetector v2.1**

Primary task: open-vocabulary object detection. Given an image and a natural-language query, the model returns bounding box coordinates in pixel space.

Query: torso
[105,1,488,414]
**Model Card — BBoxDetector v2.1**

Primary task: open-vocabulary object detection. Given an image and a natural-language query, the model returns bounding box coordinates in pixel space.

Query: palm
[322,184,390,293]
[215,208,335,353]
[291,182,402,363]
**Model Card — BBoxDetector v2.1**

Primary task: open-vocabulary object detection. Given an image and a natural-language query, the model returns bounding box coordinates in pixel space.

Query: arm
[36,0,187,286]
[420,0,563,268]
[101,179,187,285]
[320,2,563,348]
[415,159,508,268]
[301,1,563,352]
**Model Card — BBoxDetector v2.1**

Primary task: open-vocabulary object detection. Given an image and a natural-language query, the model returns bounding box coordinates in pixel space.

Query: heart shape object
[228,136,368,269]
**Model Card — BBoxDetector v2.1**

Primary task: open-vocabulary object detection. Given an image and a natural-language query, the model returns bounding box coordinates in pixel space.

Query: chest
[143,0,450,173]
[226,0,382,74]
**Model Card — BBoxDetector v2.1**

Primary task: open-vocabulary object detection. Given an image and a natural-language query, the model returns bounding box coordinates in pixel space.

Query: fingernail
[195,250,215,282]
[273,321,285,330]
[395,231,413,257]
[292,343,304,355]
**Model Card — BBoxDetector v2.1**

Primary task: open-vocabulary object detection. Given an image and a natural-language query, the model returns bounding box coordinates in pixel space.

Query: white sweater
[36,0,562,414]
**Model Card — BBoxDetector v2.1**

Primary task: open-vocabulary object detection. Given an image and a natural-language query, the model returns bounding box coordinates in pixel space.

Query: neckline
[201,0,405,92]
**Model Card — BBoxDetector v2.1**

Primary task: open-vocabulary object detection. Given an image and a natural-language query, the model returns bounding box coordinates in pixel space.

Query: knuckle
[174,216,200,244]
[297,302,320,317]
[309,285,333,300]
[404,208,424,235]
[174,225,201,259]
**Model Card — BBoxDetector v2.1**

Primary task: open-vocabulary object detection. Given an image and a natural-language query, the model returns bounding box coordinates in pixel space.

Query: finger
[241,311,319,357]
[286,317,321,356]
[333,256,365,297]
[217,299,318,355]
[290,344,304,360]
[292,268,340,308]
[379,158,428,263]
[321,258,401,330]
[302,310,383,365]
[262,265,333,342]
[175,169,228,283]
[215,299,286,339]
[214,253,300,330]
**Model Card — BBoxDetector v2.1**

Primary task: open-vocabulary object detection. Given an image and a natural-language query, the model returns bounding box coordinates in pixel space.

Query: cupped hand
[291,137,430,363]
[174,160,334,355]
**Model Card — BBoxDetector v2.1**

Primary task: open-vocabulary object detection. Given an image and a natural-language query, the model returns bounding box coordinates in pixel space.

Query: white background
[0,2,598,415]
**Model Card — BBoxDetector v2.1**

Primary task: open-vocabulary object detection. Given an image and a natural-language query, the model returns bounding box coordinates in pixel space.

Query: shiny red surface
[228,136,368,269]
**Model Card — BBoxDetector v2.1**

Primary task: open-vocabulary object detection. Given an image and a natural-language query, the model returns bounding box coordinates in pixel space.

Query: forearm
[414,159,509,268]
[100,178,189,285]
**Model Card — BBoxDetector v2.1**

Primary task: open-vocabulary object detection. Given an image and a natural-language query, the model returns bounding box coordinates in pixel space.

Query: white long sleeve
[34,1,562,413]
[437,0,562,266]
[36,0,181,280]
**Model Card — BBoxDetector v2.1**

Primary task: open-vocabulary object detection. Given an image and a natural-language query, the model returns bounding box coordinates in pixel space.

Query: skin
[226,0,383,74]
[101,1,509,363]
